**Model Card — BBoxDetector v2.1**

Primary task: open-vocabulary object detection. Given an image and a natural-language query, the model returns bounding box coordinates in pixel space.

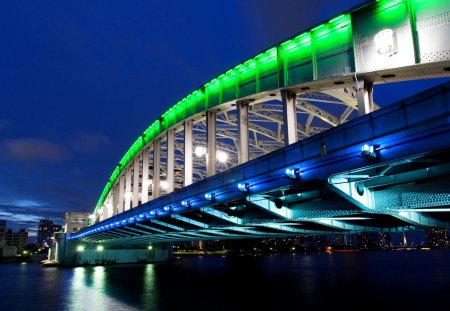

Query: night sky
[1,1,448,241]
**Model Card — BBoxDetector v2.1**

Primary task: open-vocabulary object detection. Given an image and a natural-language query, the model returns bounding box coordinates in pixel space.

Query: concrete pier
[44,233,173,267]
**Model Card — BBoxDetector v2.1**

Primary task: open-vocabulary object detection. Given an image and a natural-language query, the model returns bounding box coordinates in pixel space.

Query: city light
[76,245,85,252]
[148,245,153,250]
[97,245,104,251]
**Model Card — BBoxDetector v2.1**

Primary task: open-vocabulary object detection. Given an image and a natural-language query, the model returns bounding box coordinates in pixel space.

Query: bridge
[49,0,450,266]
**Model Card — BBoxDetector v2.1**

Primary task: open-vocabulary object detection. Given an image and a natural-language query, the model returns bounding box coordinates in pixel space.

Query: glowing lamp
[361,144,377,160]
[217,151,228,163]
[237,183,250,192]
[374,29,397,56]
[285,168,300,179]
[205,193,215,201]
[195,146,207,157]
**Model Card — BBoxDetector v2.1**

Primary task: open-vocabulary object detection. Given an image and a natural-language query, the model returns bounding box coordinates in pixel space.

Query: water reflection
[69,266,141,311]
[140,264,159,309]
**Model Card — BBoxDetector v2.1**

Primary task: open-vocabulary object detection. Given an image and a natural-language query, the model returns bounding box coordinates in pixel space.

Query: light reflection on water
[1,250,450,311]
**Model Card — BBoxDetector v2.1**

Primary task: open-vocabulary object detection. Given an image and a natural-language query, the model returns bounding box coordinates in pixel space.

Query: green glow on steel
[296,33,311,44]
[310,24,325,32]
[91,0,443,223]
[329,14,346,24]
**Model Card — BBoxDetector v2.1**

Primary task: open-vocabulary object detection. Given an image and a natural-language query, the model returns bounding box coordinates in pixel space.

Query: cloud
[0,199,48,208]
[70,132,110,154]
[0,138,67,163]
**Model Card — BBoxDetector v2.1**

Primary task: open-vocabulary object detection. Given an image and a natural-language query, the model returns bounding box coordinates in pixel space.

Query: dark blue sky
[0,1,448,240]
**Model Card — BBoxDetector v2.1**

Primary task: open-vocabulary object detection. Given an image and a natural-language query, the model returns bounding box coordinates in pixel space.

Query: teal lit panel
[239,80,256,97]
[238,60,257,97]
[257,47,278,91]
[316,52,354,79]
[221,71,237,103]
[205,79,220,109]
[314,14,353,79]
[410,0,450,63]
[259,73,278,92]
[355,0,409,37]
[283,33,313,86]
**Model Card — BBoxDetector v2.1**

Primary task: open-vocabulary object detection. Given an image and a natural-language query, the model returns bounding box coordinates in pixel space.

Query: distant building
[426,229,449,247]
[38,219,62,247]
[0,219,5,241]
[5,229,28,253]
[64,212,91,233]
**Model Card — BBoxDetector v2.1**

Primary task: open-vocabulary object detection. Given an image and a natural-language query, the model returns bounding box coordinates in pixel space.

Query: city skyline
[1,0,449,238]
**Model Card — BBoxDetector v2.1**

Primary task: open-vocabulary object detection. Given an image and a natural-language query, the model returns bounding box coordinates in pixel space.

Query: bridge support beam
[281,90,298,145]
[124,166,132,211]
[141,147,150,204]
[356,79,374,116]
[132,156,140,207]
[237,101,249,164]
[184,119,193,186]
[45,233,173,267]
[152,139,161,199]
[206,110,217,177]
[118,174,125,214]
[113,184,119,216]
[166,129,175,193]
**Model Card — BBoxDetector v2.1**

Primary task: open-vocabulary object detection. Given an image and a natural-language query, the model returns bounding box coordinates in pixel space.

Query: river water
[1,249,449,311]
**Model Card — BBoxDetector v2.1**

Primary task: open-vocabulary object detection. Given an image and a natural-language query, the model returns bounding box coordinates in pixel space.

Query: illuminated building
[38,219,62,247]
[64,212,91,233]
[5,229,28,253]
[426,229,449,247]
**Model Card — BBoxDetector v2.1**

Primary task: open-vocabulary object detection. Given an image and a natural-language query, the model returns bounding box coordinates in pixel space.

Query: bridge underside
[72,81,450,247]
[80,147,450,248]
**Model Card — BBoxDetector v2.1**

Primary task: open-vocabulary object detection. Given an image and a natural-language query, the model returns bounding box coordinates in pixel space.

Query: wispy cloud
[0,199,48,208]
[70,132,110,154]
[0,138,67,163]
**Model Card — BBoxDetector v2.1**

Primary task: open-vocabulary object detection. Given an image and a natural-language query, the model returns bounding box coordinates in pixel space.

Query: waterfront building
[5,229,28,253]
[0,219,5,241]
[64,212,91,233]
[38,219,62,247]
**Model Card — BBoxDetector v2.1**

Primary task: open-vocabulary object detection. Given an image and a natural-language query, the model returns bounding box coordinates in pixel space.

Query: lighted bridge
[49,0,450,265]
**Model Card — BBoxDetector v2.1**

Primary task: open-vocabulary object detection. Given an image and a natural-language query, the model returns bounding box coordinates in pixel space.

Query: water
[1,250,449,311]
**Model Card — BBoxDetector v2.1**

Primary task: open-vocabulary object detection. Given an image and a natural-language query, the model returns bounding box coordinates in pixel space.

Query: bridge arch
[88,0,450,234]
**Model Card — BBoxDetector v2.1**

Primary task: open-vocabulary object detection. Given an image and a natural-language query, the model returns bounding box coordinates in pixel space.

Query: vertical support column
[124,166,132,211]
[152,139,161,199]
[141,148,150,204]
[237,101,249,164]
[118,173,125,214]
[356,80,374,116]
[112,184,119,216]
[184,120,193,186]
[132,156,140,207]
[281,90,298,146]
[206,110,217,177]
[166,129,175,193]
